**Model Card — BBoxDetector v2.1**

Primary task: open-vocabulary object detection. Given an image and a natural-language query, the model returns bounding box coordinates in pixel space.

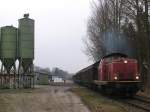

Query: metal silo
[18,14,34,73]
[0,26,17,73]
[18,14,34,88]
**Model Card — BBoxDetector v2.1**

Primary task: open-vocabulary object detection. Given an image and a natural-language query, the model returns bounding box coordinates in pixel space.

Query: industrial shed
[35,72,49,85]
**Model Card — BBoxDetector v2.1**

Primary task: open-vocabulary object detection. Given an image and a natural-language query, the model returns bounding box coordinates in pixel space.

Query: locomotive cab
[98,53,140,82]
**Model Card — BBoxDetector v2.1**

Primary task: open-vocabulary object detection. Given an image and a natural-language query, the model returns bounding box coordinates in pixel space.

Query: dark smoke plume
[103,30,136,58]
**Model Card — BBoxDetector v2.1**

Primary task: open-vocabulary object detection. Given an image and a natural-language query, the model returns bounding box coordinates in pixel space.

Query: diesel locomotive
[73,53,141,96]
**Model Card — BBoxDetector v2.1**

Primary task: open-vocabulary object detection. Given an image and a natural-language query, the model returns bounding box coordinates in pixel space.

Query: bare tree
[85,0,128,61]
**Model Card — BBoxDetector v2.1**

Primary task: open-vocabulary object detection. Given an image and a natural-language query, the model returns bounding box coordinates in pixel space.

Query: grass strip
[71,86,127,112]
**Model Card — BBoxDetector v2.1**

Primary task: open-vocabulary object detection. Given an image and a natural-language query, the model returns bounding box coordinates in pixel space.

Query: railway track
[122,95,150,112]
[134,95,150,103]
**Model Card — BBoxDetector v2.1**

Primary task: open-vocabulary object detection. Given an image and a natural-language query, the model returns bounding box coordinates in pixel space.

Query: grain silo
[18,14,34,88]
[0,26,17,74]
[18,14,34,73]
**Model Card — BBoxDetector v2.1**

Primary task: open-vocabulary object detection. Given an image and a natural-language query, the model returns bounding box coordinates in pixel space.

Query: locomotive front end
[111,58,140,81]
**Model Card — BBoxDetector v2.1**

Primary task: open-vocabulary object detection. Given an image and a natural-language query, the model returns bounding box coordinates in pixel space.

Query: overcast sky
[0,0,93,73]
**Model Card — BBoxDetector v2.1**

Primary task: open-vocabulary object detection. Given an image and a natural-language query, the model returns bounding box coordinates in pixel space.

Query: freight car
[73,53,141,96]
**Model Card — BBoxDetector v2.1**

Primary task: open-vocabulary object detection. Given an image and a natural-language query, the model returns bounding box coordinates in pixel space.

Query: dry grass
[71,86,127,112]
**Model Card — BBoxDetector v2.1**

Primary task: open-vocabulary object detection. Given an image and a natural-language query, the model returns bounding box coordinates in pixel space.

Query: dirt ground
[0,84,90,112]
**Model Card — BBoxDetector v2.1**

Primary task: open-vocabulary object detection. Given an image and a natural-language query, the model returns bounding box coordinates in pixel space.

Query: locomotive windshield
[103,53,128,59]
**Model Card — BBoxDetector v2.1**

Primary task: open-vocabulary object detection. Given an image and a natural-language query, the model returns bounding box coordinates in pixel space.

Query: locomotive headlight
[124,60,128,63]
[136,76,139,80]
[114,76,118,80]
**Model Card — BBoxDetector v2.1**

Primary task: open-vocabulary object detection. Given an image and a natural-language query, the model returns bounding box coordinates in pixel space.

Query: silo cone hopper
[2,59,16,74]
[18,59,33,88]
[20,59,33,74]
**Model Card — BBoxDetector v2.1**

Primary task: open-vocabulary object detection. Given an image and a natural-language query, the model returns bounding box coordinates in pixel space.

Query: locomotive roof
[103,53,128,59]
[77,61,100,73]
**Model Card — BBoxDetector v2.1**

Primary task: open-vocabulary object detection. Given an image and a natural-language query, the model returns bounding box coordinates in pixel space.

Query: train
[73,53,141,96]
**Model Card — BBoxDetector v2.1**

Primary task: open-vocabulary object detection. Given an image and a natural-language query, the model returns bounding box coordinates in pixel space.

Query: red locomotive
[73,53,141,96]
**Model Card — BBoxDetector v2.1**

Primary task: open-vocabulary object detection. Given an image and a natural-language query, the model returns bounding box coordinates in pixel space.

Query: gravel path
[0,85,90,112]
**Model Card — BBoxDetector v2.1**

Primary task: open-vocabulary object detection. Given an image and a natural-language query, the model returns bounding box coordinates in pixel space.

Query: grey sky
[0,0,93,73]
